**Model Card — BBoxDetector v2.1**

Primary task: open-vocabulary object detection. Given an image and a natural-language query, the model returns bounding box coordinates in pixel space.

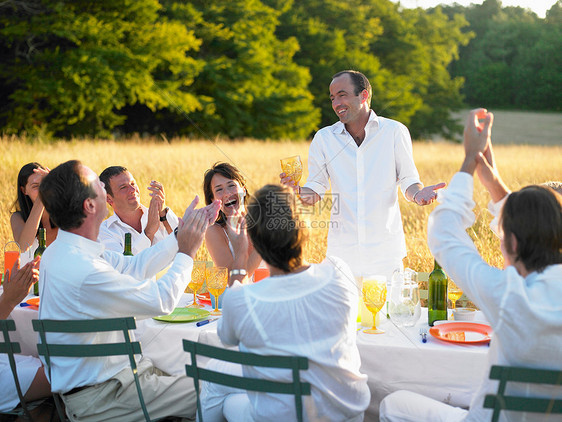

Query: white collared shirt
[218,257,370,421]
[98,204,179,255]
[38,230,192,393]
[304,110,421,277]
[428,172,562,421]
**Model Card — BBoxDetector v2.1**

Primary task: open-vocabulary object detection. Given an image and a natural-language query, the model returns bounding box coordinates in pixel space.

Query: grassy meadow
[1,131,560,276]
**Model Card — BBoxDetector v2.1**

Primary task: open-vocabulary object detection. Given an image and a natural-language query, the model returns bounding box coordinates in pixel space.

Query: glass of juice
[4,241,21,276]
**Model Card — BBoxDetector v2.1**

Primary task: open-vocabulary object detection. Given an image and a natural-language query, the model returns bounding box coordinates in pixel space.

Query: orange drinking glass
[253,267,270,282]
[4,241,21,275]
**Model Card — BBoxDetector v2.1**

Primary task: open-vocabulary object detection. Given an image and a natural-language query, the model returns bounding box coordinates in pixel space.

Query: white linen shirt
[218,257,370,421]
[98,204,179,255]
[428,172,562,422]
[304,111,421,277]
[38,230,193,393]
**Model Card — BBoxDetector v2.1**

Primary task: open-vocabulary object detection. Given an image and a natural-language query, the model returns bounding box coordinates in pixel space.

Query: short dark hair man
[38,160,219,421]
[281,69,445,280]
[99,165,178,254]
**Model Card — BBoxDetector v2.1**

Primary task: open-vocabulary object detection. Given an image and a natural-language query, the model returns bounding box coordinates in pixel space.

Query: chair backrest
[484,364,562,422]
[0,319,33,421]
[183,339,311,422]
[32,317,151,422]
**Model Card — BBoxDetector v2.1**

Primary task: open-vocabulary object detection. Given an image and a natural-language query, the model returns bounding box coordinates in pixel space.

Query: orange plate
[429,322,492,345]
[25,297,40,310]
[26,297,40,306]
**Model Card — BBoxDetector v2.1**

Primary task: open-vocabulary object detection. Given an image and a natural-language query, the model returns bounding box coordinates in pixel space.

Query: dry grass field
[0,129,560,277]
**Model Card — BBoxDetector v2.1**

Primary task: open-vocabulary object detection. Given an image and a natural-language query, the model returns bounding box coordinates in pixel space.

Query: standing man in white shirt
[38,159,220,421]
[281,70,445,279]
[379,109,562,421]
[98,166,179,255]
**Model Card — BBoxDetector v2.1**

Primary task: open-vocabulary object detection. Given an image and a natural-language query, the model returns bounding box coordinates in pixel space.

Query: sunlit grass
[1,136,560,276]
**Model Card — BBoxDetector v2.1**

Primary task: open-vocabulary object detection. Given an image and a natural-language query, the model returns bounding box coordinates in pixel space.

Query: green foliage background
[0,0,560,140]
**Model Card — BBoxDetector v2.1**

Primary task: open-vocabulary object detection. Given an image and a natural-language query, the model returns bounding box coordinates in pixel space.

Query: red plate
[429,322,492,345]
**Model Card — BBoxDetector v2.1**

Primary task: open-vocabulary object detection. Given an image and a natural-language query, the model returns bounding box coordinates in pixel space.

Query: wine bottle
[123,233,133,256]
[428,260,448,326]
[33,228,46,296]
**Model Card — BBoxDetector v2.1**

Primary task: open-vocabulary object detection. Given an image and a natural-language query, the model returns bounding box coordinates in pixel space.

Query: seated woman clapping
[203,163,261,280]
[0,258,52,418]
[200,184,370,422]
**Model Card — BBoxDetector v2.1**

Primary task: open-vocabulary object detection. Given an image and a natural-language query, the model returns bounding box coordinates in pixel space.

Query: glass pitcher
[389,268,421,327]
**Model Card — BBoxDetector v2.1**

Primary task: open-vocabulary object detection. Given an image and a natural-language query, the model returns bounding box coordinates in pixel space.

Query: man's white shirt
[304,110,421,277]
[98,204,179,255]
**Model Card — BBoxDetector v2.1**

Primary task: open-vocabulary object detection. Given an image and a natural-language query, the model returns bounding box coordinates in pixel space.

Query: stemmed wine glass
[206,267,228,316]
[280,155,303,185]
[362,276,387,334]
[187,261,206,308]
[448,280,463,312]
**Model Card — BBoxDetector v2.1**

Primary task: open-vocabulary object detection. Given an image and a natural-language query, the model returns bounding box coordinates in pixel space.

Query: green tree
[159,0,320,139]
[444,0,561,111]
[271,0,471,139]
[0,0,203,137]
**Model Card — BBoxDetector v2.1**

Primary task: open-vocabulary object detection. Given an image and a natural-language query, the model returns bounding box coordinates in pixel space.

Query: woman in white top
[203,162,261,278]
[0,257,52,416]
[200,184,370,421]
[10,163,58,264]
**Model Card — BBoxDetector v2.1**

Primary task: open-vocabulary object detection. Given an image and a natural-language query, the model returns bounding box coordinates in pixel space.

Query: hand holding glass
[187,261,206,308]
[206,267,228,316]
[280,155,303,185]
[362,277,387,334]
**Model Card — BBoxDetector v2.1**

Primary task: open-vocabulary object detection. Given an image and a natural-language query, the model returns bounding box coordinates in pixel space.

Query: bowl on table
[453,307,476,321]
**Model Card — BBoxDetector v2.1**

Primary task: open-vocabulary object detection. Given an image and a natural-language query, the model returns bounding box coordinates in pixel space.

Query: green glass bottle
[428,260,448,326]
[123,233,133,256]
[33,228,46,296]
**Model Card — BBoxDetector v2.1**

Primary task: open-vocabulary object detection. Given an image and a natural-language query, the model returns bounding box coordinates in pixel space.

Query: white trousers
[199,359,253,422]
[380,390,468,422]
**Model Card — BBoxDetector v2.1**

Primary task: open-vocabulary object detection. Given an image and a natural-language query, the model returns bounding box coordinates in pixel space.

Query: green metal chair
[484,364,562,421]
[32,317,152,422]
[183,339,311,422]
[0,319,37,421]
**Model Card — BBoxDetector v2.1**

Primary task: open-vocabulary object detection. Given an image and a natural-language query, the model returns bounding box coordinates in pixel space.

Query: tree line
[0,0,560,140]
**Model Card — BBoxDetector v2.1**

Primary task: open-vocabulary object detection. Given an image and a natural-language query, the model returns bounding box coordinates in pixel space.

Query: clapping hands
[0,257,40,319]
[461,108,494,175]
[176,197,221,258]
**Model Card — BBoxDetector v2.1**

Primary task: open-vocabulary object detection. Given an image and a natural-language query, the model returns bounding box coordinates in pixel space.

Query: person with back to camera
[379,108,562,421]
[11,162,58,265]
[200,184,370,421]
[37,159,220,421]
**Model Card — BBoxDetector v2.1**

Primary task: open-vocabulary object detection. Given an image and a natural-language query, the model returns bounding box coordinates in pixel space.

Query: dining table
[8,293,491,421]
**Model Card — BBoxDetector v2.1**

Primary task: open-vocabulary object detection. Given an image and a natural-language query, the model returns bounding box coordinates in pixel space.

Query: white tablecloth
[9,296,490,421]
[357,309,489,419]
[133,294,219,374]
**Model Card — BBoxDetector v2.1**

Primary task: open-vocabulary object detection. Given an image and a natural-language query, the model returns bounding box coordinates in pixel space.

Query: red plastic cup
[253,267,270,282]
